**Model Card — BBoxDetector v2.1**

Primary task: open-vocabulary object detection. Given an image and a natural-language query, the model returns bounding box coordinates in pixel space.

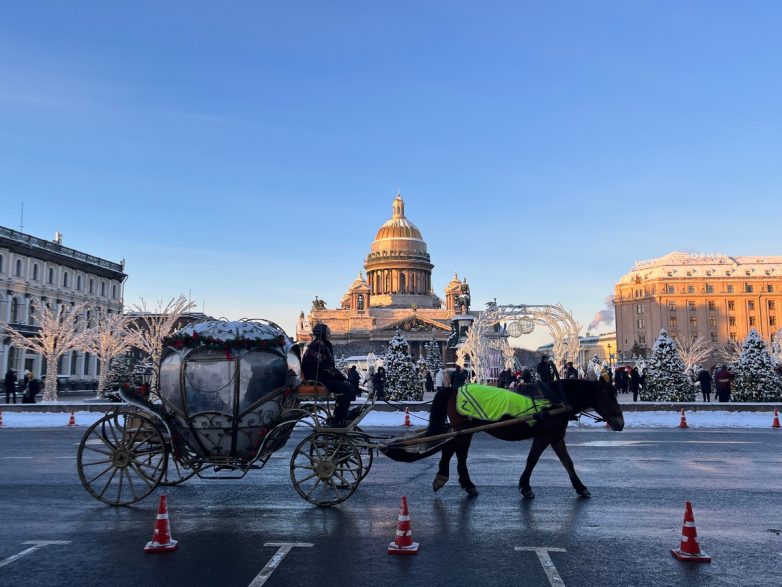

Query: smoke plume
[588,295,615,332]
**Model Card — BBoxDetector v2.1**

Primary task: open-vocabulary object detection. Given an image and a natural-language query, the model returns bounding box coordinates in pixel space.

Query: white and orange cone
[144,495,178,553]
[403,407,411,427]
[671,501,711,562]
[678,409,688,429]
[388,496,418,555]
[67,412,77,427]
[0,410,4,427]
[772,409,780,429]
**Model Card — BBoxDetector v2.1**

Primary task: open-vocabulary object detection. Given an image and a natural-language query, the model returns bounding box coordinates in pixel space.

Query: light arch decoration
[457,303,582,384]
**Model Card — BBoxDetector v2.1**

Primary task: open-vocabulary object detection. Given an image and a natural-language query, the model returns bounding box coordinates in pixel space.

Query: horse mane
[542,379,603,413]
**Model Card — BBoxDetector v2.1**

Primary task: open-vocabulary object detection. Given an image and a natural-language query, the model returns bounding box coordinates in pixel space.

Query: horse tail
[427,387,453,436]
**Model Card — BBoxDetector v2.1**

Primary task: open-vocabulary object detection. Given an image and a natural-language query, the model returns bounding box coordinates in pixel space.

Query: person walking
[536,356,559,383]
[629,367,641,402]
[696,367,712,402]
[347,365,361,400]
[714,364,733,403]
[4,369,17,404]
[435,368,444,392]
[372,366,386,400]
[425,371,434,394]
[27,376,41,404]
[565,361,579,380]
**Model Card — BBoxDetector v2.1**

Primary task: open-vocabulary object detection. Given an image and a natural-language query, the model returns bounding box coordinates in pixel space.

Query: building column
[0,343,8,375]
[32,354,42,379]
[62,352,72,377]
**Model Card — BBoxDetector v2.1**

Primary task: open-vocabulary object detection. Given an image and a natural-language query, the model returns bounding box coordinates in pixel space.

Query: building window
[637,319,645,329]
[636,304,644,314]
[728,300,736,311]
[687,285,695,294]
[70,352,78,376]
[638,334,646,345]
[0,254,3,273]
[729,316,736,326]
[10,298,19,323]
[28,300,36,325]
[49,267,54,284]
[746,283,754,293]
[771,316,778,327]
[32,264,39,280]
[112,284,117,299]
[668,301,677,311]
[688,301,696,311]
[84,353,91,376]
[708,301,717,311]
[749,316,757,326]
[667,285,675,294]
[76,275,82,291]
[357,295,364,311]
[89,278,94,294]
[670,316,678,328]
[769,285,775,293]
[769,300,776,311]
[63,272,69,287]
[101,282,106,296]
[710,332,718,343]
[15,259,23,276]
[729,332,737,341]
[705,284,714,293]
[708,316,716,328]
[727,285,734,293]
[748,301,755,311]
[689,317,697,328]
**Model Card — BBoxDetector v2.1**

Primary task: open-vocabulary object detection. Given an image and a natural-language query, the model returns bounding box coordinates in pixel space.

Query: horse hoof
[464,485,479,497]
[433,474,449,492]
[521,488,535,499]
[577,488,591,498]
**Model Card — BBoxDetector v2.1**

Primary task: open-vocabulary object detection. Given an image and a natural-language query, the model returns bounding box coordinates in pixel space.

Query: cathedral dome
[370,194,427,254]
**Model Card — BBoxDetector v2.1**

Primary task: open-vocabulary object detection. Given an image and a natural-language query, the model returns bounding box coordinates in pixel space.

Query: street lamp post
[607,343,613,369]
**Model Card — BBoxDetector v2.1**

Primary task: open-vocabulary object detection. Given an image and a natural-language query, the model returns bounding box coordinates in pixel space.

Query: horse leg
[456,434,478,496]
[550,437,590,498]
[433,436,457,491]
[519,436,550,499]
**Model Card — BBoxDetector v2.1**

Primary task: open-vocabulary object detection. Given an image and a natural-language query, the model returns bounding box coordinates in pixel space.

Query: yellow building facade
[614,252,782,365]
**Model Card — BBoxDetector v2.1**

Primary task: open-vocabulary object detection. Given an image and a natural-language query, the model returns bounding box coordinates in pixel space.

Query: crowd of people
[3,369,42,404]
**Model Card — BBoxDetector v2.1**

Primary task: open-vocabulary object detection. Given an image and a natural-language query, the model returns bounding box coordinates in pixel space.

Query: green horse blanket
[456,384,551,423]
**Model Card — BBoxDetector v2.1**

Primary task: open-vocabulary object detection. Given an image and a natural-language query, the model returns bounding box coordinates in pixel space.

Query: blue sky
[2,1,781,348]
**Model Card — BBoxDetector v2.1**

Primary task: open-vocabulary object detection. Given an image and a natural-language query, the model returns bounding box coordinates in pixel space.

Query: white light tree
[80,312,132,398]
[127,295,195,391]
[383,329,421,401]
[674,335,713,380]
[641,329,693,402]
[732,329,782,402]
[3,302,90,401]
[715,338,744,366]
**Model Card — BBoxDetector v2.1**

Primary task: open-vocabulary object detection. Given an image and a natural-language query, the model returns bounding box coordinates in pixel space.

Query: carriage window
[159,352,184,414]
[183,348,237,414]
[239,351,287,410]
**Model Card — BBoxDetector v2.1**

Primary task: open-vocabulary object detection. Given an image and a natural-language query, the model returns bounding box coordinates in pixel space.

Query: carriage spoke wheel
[77,412,166,505]
[160,442,202,486]
[290,432,363,506]
[349,430,373,481]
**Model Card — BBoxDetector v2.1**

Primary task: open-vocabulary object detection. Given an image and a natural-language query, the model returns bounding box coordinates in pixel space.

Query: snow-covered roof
[175,319,291,343]
[617,252,782,284]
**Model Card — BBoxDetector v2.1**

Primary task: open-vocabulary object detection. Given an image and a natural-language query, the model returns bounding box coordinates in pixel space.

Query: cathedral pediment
[375,314,450,333]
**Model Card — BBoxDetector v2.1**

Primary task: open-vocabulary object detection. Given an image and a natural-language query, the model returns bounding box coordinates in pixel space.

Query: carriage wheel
[77,412,166,505]
[349,430,373,481]
[160,442,201,486]
[290,432,363,506]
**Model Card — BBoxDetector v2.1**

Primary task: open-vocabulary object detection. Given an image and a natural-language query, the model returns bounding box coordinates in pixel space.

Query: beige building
[296,193,472,358]
[614,252,782,365]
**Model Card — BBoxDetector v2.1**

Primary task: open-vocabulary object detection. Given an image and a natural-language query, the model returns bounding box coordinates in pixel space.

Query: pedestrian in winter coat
[714,365,733,402]
[4,369,17,404]
[27,377,41,403]
[600,362,613,386]
[629,367,641,402]
[696,368,712,402]
[425,371,434,393]
[372,367,386,400]
[451,365,467,389]
[497,368,511,388]
[347,365,361,400]
[536,356,559,383]
[301,323,352,426]
[435,368,444,391]
[565,362,578,380]
[614,367,627,393]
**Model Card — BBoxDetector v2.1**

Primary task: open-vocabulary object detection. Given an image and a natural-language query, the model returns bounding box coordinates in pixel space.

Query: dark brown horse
[398,378,624,499]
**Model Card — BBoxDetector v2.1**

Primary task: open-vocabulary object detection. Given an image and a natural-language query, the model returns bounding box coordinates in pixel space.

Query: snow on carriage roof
[175,319,292,342]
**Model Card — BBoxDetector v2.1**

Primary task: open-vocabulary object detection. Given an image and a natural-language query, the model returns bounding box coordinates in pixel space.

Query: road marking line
[516,547,567,587]
[1,457,34,459]
[0,541,71,569]
[249,543,313,587]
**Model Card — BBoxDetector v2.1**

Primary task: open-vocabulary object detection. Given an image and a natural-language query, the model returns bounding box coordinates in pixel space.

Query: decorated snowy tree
[732,329,782,402]
[3,302,90,401]
[641,330,693,402]
[80,312,132,398]
[416,355,428,393]
[674,335,712,376]
[383,329,422,401]
[424,336,443,375]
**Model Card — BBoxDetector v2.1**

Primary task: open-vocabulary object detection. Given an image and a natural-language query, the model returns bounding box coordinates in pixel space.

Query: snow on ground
[0,409,779,429]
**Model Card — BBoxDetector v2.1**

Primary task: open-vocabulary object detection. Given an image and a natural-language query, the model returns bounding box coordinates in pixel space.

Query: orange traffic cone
[772,409,780,429]
[671,501,711,562]
[144,495,178,553]
[678,409,688,429]
[67,412,77,427]
[388,496,418,555]
[403,407,411,427]
[0,410,4,427]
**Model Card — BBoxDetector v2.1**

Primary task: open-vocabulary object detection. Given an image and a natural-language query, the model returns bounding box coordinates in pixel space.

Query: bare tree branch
[79,312,132,398]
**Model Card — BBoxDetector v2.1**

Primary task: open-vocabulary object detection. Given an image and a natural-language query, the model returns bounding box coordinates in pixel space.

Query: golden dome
[371,194,427,253]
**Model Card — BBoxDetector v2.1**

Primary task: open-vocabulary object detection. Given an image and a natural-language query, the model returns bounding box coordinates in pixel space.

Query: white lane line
[248,543,313,586]
[0,541,71,569]
[516,547,567,587]
[53,456,77,459]
[1,457,34,459]
[570,440,757,447]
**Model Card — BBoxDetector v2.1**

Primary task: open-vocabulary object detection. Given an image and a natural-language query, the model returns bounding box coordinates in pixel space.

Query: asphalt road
[1,425,780,587]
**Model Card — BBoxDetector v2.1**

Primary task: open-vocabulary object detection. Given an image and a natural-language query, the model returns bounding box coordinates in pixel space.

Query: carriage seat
[295,380,332,399]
